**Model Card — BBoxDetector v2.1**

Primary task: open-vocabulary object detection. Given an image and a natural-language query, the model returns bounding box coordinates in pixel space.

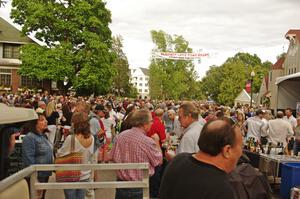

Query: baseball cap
[95,104,105,111]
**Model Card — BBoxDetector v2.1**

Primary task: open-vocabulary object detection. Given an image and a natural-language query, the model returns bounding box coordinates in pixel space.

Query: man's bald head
[198,119,238,156]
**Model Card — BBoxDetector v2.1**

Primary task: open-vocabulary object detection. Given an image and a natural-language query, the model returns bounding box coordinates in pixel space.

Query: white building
[130,67,149,99]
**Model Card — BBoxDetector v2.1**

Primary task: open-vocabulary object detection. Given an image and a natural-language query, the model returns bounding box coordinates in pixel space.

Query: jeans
[150,166,162,198]
[64,189,86,199]
[115,187,143,199]
[63,179,89,199]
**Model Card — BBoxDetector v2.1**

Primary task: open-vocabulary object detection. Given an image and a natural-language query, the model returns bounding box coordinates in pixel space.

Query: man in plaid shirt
[110,109,162,199]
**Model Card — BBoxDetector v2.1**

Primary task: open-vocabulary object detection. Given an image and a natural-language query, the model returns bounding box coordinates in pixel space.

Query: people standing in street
[263,111,293,148]
[177,102,203,153]
[110,109,162,199]
[159,119,243,199]
[293,117,300,156]
[57,112,95,199]
[243,109,264,142]
[284,108,297,131]
[22,114,53,199]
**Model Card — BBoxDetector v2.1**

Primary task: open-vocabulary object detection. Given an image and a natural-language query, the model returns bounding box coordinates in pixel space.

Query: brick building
[0,17,51,93]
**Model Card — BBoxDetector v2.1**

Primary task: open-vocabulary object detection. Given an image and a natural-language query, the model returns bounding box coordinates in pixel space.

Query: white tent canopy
[234,89,255,107]
[275,72,300,110]
[0,103,38,125]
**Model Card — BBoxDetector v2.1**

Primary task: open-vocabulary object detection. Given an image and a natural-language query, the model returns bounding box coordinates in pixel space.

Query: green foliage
[149,30,198,100]
[11,0,115,95]
[111,35,132,97]
[199,65,223,102]
[199,52,271,106]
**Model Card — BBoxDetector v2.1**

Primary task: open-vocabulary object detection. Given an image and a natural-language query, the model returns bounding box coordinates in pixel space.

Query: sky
[1,0,299,79]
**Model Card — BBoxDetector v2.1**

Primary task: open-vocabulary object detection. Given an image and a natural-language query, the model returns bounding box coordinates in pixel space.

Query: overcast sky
[1,0,299,79]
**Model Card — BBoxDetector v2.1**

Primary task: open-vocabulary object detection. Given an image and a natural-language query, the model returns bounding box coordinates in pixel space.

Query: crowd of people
[1,90,299,199]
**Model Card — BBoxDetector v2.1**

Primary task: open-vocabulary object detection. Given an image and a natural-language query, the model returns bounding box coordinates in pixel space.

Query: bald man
[160,119,243,199]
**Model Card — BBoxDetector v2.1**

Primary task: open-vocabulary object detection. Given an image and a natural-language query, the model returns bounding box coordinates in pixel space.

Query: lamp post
[250,70,255,107]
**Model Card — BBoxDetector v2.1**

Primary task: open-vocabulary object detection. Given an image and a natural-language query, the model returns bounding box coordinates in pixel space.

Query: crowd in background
[1,90,300,199]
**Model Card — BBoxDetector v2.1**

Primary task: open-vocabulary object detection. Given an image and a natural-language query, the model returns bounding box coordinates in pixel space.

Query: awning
[0,104,38,125]
[275,72,300,110]
[275,72,300,85]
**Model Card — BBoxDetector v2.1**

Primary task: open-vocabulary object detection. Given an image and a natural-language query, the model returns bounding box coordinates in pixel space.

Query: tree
[149,30,198,100]
[199,52,271,105]
[199,65,223,102]
[217,60,248,105]
[111,35,133,97]
[11,0,115,95]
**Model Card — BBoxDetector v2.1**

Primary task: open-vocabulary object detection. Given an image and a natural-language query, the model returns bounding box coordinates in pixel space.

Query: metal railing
[0,163,149,199]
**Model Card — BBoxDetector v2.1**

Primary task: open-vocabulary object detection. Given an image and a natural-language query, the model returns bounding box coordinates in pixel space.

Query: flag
[245,81,251,93]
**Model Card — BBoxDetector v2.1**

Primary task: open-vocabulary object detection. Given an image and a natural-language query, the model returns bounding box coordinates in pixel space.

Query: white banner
[154,52,209,60]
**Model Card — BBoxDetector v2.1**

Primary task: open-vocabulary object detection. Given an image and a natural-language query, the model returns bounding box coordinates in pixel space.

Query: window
[295,67,297,73]
[145,77,149,81]
[138,89,142,92]
[139,83,143,86]
[0,68,12,86]
[3,43,21,59]
[139,77,143,80]
[288,69,290,75]
[135,83,137,86]
[20,76,42,88]
[144,89,148,93]
[145,83,148,87]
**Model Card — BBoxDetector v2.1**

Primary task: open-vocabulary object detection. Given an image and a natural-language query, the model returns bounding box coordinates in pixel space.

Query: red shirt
[147,116,166,146]
[110,127,162,181]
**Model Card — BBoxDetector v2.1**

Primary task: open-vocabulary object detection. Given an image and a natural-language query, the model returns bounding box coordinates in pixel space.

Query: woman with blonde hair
[45,100,59,144]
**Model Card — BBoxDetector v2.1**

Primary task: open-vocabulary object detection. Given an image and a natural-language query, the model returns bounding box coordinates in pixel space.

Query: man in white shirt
[243,109,264,142]
[283,108,297,130]
[263,111,293,147]
[177,102,203,153]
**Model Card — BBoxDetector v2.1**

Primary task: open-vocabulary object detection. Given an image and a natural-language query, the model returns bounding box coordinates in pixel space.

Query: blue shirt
[22,132,53,178]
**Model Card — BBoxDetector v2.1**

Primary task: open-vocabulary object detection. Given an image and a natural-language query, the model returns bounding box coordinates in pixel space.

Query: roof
[234,89,254,103]
[272,57,285,70]
[0,17,34,44]
[140,67,149,76]
[285,29,300,42]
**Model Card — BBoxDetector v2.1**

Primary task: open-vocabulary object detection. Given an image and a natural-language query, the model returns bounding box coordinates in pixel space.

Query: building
[269,57,285,109]
[257,75,270,107]
[0,17,50,93]
[130,67,149,99]
[273,29,300,111]
[258,29,300,111]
